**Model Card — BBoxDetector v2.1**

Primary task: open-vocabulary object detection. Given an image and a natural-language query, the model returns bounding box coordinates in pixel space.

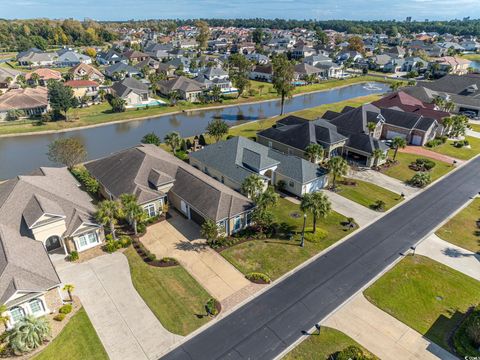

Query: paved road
[161,157,480,360]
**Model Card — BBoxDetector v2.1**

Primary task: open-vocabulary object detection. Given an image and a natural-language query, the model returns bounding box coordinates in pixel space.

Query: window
[29,299,44,315]
[77,232,99,249]
[10,307,24,323]
[289,181,294,188]
[144,203,156,218]
[268,141,273,148]
[246,211,253,225]
[234,216,242,231]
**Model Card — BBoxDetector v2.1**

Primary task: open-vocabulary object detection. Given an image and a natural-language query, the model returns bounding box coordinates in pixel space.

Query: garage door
[386,130,407,140]
[189,207,205,226]
[411,135,423,146]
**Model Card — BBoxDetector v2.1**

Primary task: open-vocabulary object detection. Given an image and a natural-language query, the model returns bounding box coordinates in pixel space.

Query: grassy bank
[427,136,480,161]
[0,76,393,136]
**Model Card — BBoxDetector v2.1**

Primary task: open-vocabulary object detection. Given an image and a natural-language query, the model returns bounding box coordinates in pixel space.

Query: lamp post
[300,213,307,247]
[410,246,416,256]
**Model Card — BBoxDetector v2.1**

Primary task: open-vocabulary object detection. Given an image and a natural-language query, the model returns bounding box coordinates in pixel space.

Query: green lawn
[284,326,378,360]
[381,151,453,183]
[124,247,212,335]
[228,94,383,140]
[221,198,354,280]
[435,198,480,253]
[427,136,480,160]
[461,53,480,61]
[33,308,108,360]
[336,178,403,211]
[364,255,480,351]
[470,123,480,132]
[0,76,393,136]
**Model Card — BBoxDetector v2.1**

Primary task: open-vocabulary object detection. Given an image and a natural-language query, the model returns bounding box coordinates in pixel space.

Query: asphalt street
[161,156,480,360]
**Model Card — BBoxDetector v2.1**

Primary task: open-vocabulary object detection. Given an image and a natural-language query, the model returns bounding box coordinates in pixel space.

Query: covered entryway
[45,235,62,252]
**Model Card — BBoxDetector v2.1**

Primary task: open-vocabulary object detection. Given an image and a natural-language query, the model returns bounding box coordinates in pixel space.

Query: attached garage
[411,134,423,146]
[189,207,205,226]
[385,130,407,140]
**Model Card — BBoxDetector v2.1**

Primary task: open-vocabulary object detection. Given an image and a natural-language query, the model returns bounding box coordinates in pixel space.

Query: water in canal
[0,82,389,179]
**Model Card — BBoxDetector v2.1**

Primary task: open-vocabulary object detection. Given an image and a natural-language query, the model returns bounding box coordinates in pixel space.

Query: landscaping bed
[435,198,480,253]
[364,255,480,351]
[380,151,453,183]
[335,178,403,211]
[124,247,212,335]
[284,326,378,360]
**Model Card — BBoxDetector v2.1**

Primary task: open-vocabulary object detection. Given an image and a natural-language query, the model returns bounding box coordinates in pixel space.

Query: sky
[1,0,479,21]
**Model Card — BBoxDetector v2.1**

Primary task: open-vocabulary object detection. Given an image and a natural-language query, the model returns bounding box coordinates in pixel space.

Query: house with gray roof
[190,136,328,197]
[0,167,105,327]
[85,144,254,235]
[104,62,141,79]
[111,77,150,108]
[55,49,92,67]
[157,76,204,102]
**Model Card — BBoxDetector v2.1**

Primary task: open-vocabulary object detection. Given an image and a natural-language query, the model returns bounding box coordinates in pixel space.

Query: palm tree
[8,315,51,355]
[164,132,182,153]
[95,200,122,240]
[168,90,180,106]
[442,116,453,135]
[327,156,349,190]
[391,136,407,161]
[0,304,10,331]
[29,73,40,87]
[389,82,401,92]
[63,284,75,302]
[210,85,222,103]
[256,187,279,211]
[120,194,146,235]
[304,143,324,163]
[300,192,331,233]
[444,100,455,113]
[366,122,377,135]
[98,89,106,102]
[241,174,264,200]
[433,96,445,110]
[372,148,385,167]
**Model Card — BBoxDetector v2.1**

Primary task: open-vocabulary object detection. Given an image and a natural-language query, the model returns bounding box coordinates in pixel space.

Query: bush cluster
[67,251,79,262]
[59,304,72,314]
[454,139,469,148]
[71,166,99,195]
[103,235,131,253]
[453,306,480,357]
[205,298,220,316]
[410,158,436,171]
[245,272,271,284]
[53,313,66,322]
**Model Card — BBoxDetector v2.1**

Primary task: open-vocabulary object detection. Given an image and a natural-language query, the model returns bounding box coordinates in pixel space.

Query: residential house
[157,63,176,78]
[96,49,127,65]
[294,63,323,81]
[369,54,392,71]
[55,49,92,67]
[190,136,328,197]
[0,68,22,93]
[194,67,235,93]
[123,49,150,64]
[64,80,99,104]
[25,68,62,86]
[69,63,105,83]
[143,43,174,60]
[104,62,141,79]
[0,87,49,120]
[245,53,269,65]
[134,58,160,74]
[111,77,149,107]
[157,76,204,102]
[17,49,56,67]
[430,56,471,76]
[85,144,254,235]
[384,57,405,73]
[250,64,273,82]
[257,115,347,161]
[408,74,480,115]
[291,45,316,60]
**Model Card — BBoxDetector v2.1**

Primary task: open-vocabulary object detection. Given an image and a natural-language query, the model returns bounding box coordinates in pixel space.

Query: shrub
[454,139,469,148]
[146,252,156,262]
[71,166,99,195]
[410,158,436,171]
[59,304,72,314]
[276,180,286,192]
[103,239,120,253]
[304,230,328,243]
[7,316,51,355]
[334,345,372,360]
[371,200,386,211]
[199,134,206,146]
[425,139,442,148]
[205,298,219,316]
[409,172,431,188]
[141,132,161,146]
[453,306,480,357]
[68,251,79,262]
[119,235,132,248]
[53,313,66,322]
[246,272,271,284]
[137,223,146,234]
[160,257,178,265]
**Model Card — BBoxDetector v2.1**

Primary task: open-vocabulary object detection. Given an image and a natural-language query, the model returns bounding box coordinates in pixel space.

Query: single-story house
[69,63,105,83]
[250,64,273,82]
[0,68,22,92]
[97,49,128,65]
[111,77,149,107]
[104,62,141,79]
[0,87,49,120]
[85,144,254,235]
[25,68,62,87]
[294,63,323,81]
[17,50,56,67]
[54,49,92,67]
[123,49,150,64]
[157,76,204,102]
[190,136,328,197]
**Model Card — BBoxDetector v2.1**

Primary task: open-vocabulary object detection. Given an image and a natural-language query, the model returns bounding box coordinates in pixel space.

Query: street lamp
[300,213,307,247]
[410,246,416,256]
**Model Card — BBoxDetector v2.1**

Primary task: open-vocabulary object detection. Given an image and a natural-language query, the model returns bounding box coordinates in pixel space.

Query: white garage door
[411,135,423,146]
[386,130,407,140]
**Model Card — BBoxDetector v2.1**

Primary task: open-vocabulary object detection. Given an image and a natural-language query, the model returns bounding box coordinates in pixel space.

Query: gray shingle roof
[112,77,149,98]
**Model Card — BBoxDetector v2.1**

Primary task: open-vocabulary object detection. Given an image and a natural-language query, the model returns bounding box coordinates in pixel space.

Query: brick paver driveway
[399,146,463,164]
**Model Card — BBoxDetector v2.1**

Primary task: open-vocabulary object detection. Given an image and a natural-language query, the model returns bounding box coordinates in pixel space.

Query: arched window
[9,307,25,323]
[28,299,44,315]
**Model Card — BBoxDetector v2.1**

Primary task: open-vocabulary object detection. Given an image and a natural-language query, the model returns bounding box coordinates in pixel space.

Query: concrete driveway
[325,190,380,227]
[141,212,251,303]
[350,169,420,198]
[56,253,182,360]
[324,294,456,360]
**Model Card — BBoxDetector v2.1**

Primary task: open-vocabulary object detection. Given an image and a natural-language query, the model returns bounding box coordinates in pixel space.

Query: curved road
[161,156,480,360]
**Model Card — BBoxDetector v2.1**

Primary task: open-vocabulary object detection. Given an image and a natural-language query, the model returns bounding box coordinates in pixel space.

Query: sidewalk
[467,129,480,139]
[416,234,480,281]
[324,190,380,227]
[324,294,456,360]
[349,169,420,198]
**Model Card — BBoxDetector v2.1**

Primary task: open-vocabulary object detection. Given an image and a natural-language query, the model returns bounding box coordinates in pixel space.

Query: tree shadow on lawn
[424,309,467,355]
[441,247,480,262]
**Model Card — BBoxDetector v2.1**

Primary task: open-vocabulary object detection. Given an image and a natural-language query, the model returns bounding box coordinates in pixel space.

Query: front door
[45,236,62,252]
